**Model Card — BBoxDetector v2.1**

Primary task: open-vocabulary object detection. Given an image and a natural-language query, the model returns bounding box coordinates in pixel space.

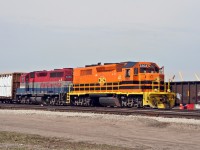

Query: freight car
[68,61,175,109]
[16,68,73,105]
[170,81,200,106]
[0,73,22,102]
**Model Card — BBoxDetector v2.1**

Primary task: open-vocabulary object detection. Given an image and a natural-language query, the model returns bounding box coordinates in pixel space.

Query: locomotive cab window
[66,75,72,79]
[134,68,138,75]
[140,68,147,73]
[30,72,35,78]
[155,67,159,73]
[21,77,25,83]
[50,72,64,78]
[37,72,47,77]
[125,69,130,77]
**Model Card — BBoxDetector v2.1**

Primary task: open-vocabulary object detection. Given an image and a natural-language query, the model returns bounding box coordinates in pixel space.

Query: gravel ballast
[0,109,200,150]
[0,109,200,125]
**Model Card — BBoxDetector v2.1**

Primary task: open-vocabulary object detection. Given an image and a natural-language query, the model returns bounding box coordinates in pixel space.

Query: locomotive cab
[121,62,174,108]
[121,62,165,92]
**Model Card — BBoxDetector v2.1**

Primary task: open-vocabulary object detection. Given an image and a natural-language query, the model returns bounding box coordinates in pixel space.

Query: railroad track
[0,103,200,119]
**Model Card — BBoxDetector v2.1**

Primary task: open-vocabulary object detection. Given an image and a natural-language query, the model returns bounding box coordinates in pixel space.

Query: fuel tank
[99,97,121,107]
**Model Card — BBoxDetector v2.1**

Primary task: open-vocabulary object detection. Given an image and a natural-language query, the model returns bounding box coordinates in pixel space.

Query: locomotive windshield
[139,64,159,73]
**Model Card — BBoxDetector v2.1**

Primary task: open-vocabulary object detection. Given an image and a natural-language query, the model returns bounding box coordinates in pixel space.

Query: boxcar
[0,73,22,102]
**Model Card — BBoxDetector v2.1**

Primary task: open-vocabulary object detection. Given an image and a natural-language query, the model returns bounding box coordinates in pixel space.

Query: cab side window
[134,68,138,75]
[30,72,35,78]
[125,69,130,77]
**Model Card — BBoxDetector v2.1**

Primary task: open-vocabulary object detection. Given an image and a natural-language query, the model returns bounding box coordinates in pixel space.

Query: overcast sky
[0,0,199,81]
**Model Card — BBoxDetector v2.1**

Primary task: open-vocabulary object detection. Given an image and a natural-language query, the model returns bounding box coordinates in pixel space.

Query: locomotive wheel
[45,98,50,105]
[16,97,21,104]
[121,99,127,107]
[120,96,143,108]
[57,100,63,106]
[26,98,32,104]
[21,97,26,104]
[84,97,91,106]
[25,98,29,104]
[133,97,143,108]
[49,98,56,106]
[127,98,134,107]
[72,97,79,106]
[53,97,58,105]
[79,97,84,106]
[72,97,92,106]
[137,98,143,108]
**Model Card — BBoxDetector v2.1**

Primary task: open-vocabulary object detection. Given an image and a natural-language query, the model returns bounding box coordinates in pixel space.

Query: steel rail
[0,103,200,119]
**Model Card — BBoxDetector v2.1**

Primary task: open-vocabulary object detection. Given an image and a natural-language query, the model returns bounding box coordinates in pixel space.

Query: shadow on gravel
[0,131,132,150]
[147,121,170,128]
[136,118,171,128]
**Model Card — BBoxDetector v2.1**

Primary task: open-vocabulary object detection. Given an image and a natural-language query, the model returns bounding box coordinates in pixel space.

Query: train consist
[0,61,175,109]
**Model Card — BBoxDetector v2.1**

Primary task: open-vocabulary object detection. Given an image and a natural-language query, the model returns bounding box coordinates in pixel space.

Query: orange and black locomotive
[68,61,175,109]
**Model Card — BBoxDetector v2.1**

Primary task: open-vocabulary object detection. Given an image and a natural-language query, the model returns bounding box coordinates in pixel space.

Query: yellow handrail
[73,81,122,93]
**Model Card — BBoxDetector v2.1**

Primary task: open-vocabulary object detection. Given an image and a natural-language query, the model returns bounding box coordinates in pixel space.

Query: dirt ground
[0,110,200,150]
[0,131,129,150]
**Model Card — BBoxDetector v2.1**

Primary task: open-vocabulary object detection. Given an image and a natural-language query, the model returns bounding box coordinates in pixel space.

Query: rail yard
[0,61,176,109]
[0,107,200,149]
[1,103,200,119]
[1,0,200,149]
[1,61,200,149]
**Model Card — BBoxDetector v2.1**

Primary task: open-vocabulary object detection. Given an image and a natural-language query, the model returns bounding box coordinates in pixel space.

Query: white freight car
[0,73,22,101]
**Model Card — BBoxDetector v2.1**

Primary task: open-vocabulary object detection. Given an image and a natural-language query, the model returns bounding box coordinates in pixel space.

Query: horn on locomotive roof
[85,62,101,67]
